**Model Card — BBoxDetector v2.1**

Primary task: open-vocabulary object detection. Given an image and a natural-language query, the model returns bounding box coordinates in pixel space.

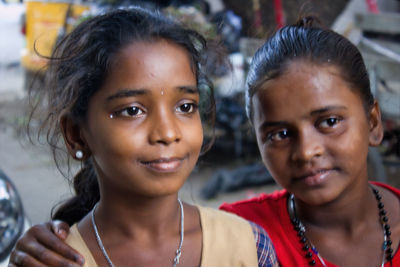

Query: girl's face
[252,61,382,205]
[78,40,203,198]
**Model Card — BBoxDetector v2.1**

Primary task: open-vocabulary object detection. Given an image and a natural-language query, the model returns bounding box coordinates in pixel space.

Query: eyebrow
[177,85,199,94]
[106,85,199,102]
[258,121,287,132]
[258,105,348,132]
[309,105,347,116]
[106,89,148,102]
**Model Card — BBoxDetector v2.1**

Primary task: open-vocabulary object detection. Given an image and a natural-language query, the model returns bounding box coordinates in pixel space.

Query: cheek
[333,115,370,155]
[331,128,369,170]
[191,118,204,153]
[256,134,275,174]
[259,145,286,179]
[85,120,146,159]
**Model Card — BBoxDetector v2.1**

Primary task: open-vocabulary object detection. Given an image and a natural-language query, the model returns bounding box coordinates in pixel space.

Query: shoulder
[197,206,260,266]
[371,181,400,197]
[197,205,251,226]
[219,189,288,218]
[220,190,287,210]
[65,224,84,246]
[249,222,279,267]
[65,224,98,267]
[371,182,400,266]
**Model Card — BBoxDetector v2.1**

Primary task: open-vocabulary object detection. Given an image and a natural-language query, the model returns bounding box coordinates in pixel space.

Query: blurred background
[0,0,399,228]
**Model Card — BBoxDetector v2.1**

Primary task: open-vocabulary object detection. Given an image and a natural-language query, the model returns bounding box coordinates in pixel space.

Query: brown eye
[117,106,144,117]
[319,117,341,129]
[267,129,291,142]
[176,103,197,114]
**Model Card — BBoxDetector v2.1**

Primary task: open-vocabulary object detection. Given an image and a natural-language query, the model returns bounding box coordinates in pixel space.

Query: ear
[60,113,91,160]
[368,100,384,147]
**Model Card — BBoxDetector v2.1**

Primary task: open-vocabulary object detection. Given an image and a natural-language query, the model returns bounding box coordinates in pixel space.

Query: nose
[291,128,324,163]
[149,108,181,145]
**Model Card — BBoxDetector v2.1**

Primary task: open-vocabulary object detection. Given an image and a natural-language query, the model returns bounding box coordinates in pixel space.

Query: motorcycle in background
[0,169,30,267]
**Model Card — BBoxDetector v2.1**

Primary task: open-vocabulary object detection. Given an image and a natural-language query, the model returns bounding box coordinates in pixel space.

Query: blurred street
[0,2,74,225]
[0,2,24,100]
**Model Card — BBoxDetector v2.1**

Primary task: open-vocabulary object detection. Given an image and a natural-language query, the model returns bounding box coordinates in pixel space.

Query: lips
[295,168,338,186]
[140,157,186,173]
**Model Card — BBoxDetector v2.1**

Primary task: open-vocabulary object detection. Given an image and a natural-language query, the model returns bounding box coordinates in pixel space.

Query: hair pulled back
[245,16,374,122]
[29,8,216,225]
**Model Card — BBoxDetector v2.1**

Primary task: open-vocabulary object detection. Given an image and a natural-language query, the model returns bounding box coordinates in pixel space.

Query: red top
[220,182,400,267]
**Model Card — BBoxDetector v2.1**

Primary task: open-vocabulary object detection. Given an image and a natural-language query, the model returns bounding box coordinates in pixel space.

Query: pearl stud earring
[75,150,83,159]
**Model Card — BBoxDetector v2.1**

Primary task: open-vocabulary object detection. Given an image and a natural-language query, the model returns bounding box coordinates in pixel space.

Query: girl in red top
[8,16,400,267]
[221,17,400,267]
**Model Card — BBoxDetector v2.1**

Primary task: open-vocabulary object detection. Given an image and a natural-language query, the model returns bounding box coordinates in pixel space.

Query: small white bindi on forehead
[109,114,114,119]
[161,89,164,96]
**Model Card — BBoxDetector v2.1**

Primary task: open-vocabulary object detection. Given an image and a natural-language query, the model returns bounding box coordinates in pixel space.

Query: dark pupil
[327,118,336,126]
[181,104,191,112]
[127,107,139,116]
[279,130,289,138]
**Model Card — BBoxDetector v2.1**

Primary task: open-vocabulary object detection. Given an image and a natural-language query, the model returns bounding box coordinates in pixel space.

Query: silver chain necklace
[91,199,184,267]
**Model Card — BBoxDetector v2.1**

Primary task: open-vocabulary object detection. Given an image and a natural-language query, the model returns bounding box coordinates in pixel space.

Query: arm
[8,221,84,267]
[250,222,280,267]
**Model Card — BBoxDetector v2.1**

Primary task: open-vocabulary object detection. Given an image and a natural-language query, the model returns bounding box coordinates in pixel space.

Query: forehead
[252,61,364,121]
[106,39,196,87]
[89,39,198,106]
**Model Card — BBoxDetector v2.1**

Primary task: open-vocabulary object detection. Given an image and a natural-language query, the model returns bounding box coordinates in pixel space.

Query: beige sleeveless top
[66,206,258,267]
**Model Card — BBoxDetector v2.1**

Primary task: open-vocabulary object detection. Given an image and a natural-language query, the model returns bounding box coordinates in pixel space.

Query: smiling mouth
[140,157,186,173]
[295,168,338,186]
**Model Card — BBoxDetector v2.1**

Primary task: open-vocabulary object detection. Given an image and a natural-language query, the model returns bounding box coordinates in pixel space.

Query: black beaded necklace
[288,187,393,266]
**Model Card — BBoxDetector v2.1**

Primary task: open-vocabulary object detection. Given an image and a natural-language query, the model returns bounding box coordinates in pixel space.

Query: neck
[293,183,376,231]
[95,193,182,240]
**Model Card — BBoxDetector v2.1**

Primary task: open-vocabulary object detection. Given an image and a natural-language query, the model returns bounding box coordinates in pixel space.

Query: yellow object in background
[21,0,89,72]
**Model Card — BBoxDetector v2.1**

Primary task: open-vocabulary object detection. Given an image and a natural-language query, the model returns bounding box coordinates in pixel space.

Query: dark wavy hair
[28,7,216,225]
[245,16,374,122]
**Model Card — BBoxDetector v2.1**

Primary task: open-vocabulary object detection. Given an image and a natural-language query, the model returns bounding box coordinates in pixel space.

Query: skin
[61,39,203,267]
[253,61,375,205]
[252,60,400,267]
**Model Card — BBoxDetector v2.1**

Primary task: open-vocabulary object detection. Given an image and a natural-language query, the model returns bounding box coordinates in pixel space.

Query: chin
[294,187,340,206]
[147,181,185,197]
